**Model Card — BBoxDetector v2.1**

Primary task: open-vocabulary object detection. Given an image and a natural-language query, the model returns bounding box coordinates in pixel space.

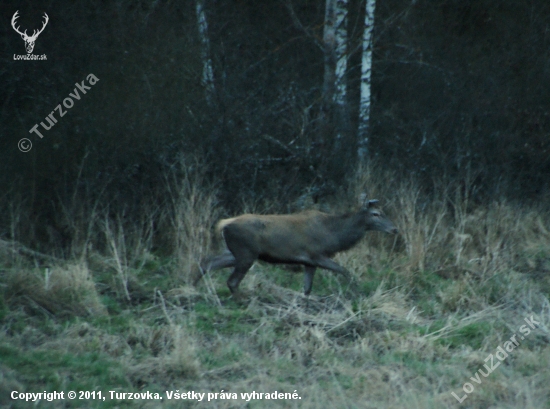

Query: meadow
[1,164,549,408]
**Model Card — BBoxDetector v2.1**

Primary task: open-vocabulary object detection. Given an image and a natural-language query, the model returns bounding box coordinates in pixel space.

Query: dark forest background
[1,0,549,253]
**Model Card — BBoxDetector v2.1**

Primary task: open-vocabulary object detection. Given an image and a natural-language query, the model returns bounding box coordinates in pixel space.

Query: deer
[11,11,49,54]
[195,199,398,296]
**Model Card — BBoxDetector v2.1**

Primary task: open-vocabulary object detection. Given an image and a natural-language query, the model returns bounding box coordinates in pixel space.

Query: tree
[195,0,216,107]
[357,0,376,164]
[322,0,351,179]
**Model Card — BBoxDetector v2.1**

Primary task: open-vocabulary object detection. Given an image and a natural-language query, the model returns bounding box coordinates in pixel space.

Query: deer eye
[372,211,380,217]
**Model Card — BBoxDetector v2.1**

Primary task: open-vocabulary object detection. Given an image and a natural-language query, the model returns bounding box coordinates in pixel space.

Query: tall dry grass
[5,263,106,317]
[101,210,155,301]
[163,156,220,284]
[351,162,550,276]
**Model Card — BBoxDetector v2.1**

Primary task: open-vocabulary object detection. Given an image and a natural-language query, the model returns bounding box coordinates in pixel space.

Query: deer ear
[368,199,379,208]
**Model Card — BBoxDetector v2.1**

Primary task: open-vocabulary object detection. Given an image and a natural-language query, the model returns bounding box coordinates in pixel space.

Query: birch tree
[322,0,350,175]
[334,0,348,105]
[322,0,348,106]
[357,0,376,163]
[195,0,215,107]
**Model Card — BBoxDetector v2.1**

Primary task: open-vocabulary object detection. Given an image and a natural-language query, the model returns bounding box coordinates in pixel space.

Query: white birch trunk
[195,0,215,107]
[357,0,376,163]
[322,0,349,163]
[334,0,348,109]
[323,0,348,107]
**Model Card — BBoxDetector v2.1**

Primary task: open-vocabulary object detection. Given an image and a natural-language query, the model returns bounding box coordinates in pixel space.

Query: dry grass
[101,211,155,301]
[164,155,220,284]
[4,263,106,317]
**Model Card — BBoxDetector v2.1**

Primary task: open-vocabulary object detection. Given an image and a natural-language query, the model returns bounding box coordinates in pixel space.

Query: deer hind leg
[303,265,316,296]
[194,252,236,285]
[227,259,254,294]
[204,251,236,271]
[221,224,260,294]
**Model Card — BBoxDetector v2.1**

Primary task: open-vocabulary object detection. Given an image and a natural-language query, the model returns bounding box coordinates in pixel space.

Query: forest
[1,0,550,407]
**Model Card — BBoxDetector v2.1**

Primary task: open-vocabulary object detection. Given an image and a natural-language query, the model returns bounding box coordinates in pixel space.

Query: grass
[1,164,549,408]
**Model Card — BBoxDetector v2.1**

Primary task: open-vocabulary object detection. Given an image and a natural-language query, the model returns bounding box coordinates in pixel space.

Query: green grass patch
[194,301,257,335]
[199,341,245,370]
[382,350,432,375]
[261,265,303,292]
[440,321,492,349]
[91,310,133,334]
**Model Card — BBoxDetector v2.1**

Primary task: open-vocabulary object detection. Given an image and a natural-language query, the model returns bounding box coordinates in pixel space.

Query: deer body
[197,200,397,295]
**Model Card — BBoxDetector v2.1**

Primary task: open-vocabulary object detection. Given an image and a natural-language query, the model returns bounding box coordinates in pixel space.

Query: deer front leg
[313,256,351,281]
[314,256,359,295]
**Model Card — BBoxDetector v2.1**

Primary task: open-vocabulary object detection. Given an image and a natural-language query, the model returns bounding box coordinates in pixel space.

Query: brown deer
[195,199,398,295]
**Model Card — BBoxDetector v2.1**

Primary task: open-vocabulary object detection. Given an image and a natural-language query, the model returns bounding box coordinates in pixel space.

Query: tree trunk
[195,0,215,107]
[333,0,350,152]
[357,0,376,164]
[321,0,350,181]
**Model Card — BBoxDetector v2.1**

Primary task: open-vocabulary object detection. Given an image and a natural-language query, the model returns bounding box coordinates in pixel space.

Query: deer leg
[203,252,236,271]
[227,260,254,294]
[194,252,236,285]
[303,265,316,296]
[222,225,259,294]
[313,256,351,282]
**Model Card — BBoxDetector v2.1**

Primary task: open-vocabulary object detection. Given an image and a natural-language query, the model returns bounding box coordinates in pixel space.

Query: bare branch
[283,0,324,51]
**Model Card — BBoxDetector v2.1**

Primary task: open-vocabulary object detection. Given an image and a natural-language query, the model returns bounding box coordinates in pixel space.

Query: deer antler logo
[11,11,49,54]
